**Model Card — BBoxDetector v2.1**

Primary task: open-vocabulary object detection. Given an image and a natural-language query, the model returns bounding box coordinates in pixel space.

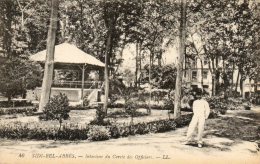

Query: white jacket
[192,99,210,119]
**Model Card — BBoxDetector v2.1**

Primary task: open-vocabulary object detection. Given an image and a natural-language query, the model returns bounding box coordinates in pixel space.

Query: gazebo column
[80,64,86,105]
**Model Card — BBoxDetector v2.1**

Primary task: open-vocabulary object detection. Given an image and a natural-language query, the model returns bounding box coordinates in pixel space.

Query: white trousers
[186,115,206,144]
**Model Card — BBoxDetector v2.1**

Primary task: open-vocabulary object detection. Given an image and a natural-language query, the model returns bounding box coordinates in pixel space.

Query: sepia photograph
[0,0,259,163]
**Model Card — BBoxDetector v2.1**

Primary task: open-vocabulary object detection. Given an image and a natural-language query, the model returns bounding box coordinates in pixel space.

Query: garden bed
[0,113,192,140]
[0,106,192,141]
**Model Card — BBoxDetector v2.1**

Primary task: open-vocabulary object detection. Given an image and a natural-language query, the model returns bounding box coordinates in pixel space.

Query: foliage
[187,0,260,95]
[0,0,50,57]
[0,121,89,140]
[0,58,42,100]
[162,90,174,111]
[109,119,178,137]
[206,96,250,116]
[107,109,148,118]
[89,105,111,126]
[143,64,177,89]
[83,96,90,107]
[148,119,177,133]
[39,93,70,129]
[0,101,32,108]
[87,125,111,141]
[125,99,138,124]
[108,77,126,104]
[0,107,37,115]
[0,114,193,140]
[175,114,193,128]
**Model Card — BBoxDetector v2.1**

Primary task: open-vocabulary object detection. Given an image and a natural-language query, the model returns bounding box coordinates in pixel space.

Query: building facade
[183,56,259,98]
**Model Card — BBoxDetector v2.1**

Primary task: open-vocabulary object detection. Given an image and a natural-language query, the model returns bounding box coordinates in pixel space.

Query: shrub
[87,125,111,141]
[0,58,42,101]
[146,119,177,133]
[89,105,111,126]
[109,125,121,138]
[125,99,138,124]
[175,114,193,127]
[153,120,177,133]
[0,114,193,141]
[0,122,89,140]
[83,96,90,107]
[206,96,249,116]
[39,93,70,130]
[132,123,150,134]
[162,98,174,110]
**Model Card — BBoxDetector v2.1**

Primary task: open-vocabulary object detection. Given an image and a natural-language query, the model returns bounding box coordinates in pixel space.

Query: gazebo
[29,43,105,104]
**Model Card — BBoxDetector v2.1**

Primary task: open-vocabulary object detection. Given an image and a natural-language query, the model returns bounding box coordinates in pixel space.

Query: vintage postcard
[0,0,259,163]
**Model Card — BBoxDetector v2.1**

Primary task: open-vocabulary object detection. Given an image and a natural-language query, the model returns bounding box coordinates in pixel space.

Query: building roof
[30,43,105,67]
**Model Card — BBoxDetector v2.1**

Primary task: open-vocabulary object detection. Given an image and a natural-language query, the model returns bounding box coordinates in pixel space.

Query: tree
[0,58,42,101]
[40,93,70,131]
[188,0,260,96]
[39,0,59,112]
[174,0,187,118]
[143,64,177,90]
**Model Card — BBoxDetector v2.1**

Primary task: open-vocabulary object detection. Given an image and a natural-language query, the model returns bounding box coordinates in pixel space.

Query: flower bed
[0,114,192,141]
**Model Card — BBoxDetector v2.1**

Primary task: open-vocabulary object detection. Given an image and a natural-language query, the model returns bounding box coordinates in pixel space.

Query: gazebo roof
[30,43,105,67]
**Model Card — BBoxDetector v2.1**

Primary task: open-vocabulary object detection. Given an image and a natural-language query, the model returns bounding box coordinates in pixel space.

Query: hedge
[0,101,33,108]
[0,114,193,140]
[0,107,37,115]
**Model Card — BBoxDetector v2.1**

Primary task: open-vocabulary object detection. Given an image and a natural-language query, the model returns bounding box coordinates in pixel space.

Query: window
[192,71,197,81]
[203,71,208,79]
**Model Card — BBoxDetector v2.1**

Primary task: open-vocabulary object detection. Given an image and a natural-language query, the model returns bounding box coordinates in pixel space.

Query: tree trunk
[212,74,216,96]
[81,64,86,106]
[211,58,216,96]
[215,58,219,95]
[148,51,152,115]
[235,72,240,93]
[39,0,59,112]
[138,43,142,87]
[135,42,138,87]
[254,78,258,93]
[249,79,252,98]
[200,58,204,88]
[103,21,112,114]
[230,62,235,95]
[3,1,12,58]
[240,76,244,98]
[174,0,187,119]
[158,51,162,66]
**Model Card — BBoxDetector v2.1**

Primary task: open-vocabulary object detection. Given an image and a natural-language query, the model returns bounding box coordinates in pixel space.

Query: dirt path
[0,107,259,164]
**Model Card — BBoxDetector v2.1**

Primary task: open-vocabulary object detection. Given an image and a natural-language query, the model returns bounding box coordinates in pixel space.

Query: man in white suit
[185,91,210,148]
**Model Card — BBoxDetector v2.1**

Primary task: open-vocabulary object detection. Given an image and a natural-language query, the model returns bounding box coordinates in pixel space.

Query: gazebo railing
[52,80,103,89]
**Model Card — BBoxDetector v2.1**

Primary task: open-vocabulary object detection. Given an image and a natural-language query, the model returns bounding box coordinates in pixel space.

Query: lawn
[205,108,260,143]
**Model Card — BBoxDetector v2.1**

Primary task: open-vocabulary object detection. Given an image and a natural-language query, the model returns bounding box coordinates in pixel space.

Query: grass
[205,110,260,142]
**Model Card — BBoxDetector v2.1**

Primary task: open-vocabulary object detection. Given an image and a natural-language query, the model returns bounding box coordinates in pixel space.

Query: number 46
[19,153,25,158]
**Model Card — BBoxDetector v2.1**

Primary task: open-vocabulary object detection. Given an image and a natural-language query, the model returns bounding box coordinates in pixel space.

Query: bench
[10,98,28,107]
